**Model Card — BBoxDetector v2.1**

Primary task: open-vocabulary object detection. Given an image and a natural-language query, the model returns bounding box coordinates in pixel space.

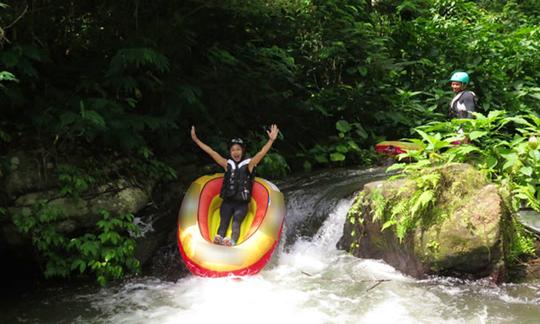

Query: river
[2,167,539,323]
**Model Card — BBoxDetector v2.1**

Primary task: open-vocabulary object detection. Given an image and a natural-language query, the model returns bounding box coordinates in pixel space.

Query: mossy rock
[339,163,512,281]
[2,151,58,198]
[8,180,151,232]
[414,184,505,275]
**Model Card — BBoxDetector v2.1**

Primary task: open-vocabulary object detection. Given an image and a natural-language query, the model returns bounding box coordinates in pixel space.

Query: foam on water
[77,199,417,324]
[18,197,540,324]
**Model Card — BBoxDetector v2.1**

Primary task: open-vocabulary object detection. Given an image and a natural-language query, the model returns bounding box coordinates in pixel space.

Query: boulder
[1,151,58,199]
[7,180,152,234]
[339,163,512,281]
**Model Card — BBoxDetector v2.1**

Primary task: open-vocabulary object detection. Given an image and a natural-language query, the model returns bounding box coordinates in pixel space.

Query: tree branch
[5,5,28,29]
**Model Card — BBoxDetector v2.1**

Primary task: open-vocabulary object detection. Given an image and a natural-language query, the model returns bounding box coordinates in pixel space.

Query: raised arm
[248,124,279,173]
[191,126,228,169]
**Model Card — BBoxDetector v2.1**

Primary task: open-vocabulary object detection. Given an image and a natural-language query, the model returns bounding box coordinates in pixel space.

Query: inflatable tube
[375,141,422,156]
[177,174,285,277]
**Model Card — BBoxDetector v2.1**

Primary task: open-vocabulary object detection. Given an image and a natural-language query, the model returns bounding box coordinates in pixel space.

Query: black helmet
[229,138,245,148]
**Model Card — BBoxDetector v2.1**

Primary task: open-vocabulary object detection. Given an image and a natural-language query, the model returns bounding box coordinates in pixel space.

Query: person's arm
[191,126,228,169]
[248,124,279,173]
[458,91,476,119]
[463,91,476,118]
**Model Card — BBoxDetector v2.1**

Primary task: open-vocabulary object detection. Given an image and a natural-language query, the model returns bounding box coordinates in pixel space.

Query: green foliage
[256,152,290,179]
[298,119,375,169]
[506,218,536,262]
[57,164,96,197]
[371,189,387,223]
[0,45,45,78]
[390,110,539,258]
[0,126,11,142]
[0,207,8,223]
[370,169,442,242]
[107,48,170,77]
[13,204,140,286]
[0,71,17,82]
[2,0,540,172]
[133,157,178,181]
[394,111,540,215]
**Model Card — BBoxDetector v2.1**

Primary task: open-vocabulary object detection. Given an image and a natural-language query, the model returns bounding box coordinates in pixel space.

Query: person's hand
[267,124,279,141]
[191,126,198,142]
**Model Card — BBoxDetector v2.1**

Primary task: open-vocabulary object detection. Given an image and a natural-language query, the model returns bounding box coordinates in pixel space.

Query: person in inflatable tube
[190,124,280,246]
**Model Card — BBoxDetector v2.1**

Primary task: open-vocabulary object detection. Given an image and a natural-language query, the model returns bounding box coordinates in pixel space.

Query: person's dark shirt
[450,90,476,119]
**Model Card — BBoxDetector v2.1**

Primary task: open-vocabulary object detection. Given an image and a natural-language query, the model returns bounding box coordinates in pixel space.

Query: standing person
[449,71,477,119]
[191,124,280,246]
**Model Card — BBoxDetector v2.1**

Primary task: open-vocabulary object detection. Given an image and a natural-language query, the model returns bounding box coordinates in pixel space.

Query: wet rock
[146,241,189,281]
[0,152,205,288]
[279,167,388,246]
[8,180,152,231]
[2,151,58,199]
[339,163,511,281]
[89,182,151,220]
[414,184,503,276]
[525,258,540,281]
[136,164,194,278]
[1,181,154,282]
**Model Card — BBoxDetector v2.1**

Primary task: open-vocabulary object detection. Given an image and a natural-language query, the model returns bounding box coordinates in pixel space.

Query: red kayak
[375,141,422,156]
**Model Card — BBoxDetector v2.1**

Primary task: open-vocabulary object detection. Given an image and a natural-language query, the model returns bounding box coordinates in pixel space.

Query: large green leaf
[0,71,18,82]
[469,131,488,140]
[336,120,352,133]
[330,152,346,162]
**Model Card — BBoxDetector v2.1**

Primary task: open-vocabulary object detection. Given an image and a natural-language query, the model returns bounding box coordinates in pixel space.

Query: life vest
[450,90,477,119]
[220,158,254,202]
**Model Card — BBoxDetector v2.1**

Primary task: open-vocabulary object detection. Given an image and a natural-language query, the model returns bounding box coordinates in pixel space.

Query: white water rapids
[59,199,539,324]
[3,167,540,324]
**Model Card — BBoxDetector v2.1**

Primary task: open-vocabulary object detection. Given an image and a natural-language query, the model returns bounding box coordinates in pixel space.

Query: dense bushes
[1,0,540,169]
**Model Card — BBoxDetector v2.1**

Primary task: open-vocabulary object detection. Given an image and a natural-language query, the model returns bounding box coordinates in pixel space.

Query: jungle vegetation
[1,0,540,283]
[2,0,540,173]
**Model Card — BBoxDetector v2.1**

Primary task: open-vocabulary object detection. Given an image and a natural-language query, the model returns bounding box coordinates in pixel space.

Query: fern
[390,199,407,221]
[372,167,441,242]
[105,76,138,93]
[106,48,170,77]
[80,101,106,128]
[371,189,386,222]
[0,71,18,82]
[410,190,434,217]
[208,47,239,66]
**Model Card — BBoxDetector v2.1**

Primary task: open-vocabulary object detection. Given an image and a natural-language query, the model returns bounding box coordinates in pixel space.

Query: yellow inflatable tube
[177,174,285,277]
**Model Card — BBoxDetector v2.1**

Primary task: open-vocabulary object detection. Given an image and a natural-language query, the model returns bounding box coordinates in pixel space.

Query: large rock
[1,151,58,199]
[338,163,512,281]
[7,180,151,235]
[0,148,206,286]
